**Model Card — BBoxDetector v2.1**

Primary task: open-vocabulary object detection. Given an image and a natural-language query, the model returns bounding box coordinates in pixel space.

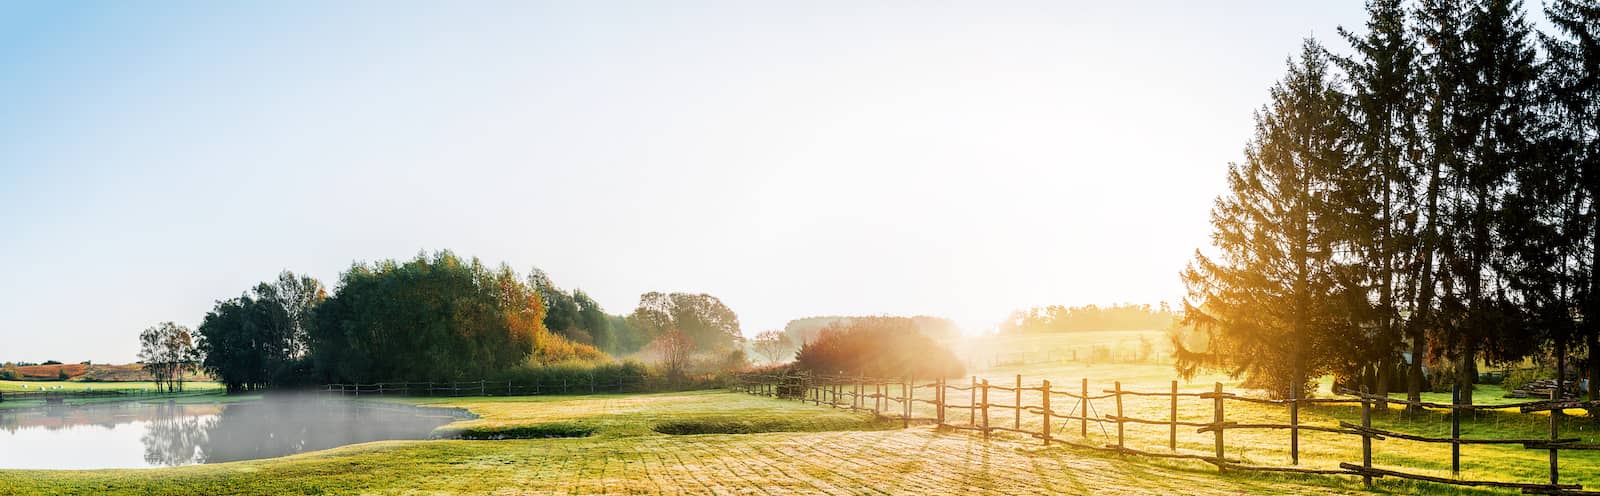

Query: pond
[0,397,461,469]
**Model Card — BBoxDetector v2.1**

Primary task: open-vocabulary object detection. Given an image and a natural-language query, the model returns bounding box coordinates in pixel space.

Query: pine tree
[1177,40,1356,398]
[1412,0,1471,405]
[1537,0,1600,402]
[1437,0,1543,405]
[1336,0,1425,409]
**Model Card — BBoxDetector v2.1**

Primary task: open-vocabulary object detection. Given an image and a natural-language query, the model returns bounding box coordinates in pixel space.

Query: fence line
[732,371,1600,495]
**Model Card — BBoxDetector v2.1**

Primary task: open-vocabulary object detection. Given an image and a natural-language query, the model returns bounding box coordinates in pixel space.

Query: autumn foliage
[793,317,964,379]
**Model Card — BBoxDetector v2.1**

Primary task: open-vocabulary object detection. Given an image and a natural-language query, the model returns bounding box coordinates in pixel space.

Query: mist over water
[0,397,459,469]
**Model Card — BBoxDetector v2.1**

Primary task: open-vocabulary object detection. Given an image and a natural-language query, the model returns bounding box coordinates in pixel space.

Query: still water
[0,398,460,469]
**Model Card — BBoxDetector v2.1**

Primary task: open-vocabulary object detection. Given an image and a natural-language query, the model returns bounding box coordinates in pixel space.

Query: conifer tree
[1536,0,1600,402]
[1178,40,1356,398]
[1434,0,1542,405]
[1336,0,1425,409]
[1411,0,1475,407]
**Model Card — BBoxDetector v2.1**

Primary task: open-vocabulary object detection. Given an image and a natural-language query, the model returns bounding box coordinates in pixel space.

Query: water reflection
[0,398,458,469]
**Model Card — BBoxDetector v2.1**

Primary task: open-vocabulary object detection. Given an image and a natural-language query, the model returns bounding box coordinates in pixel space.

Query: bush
[1502,367,1554,393]
[451,423,594,439]
[793,317,964,379]
[489,360,654,392]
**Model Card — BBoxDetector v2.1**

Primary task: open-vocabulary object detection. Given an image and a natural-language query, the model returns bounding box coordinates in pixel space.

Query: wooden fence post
[1015,374,1023,430]
[936,378,945,425]
[981,379,990,440]
[1451,383,1461,476]
[1041,379,1052,446]
[1114,381,1125,453]
[1550,388,1560,485]
[1213,382,1224,472]
[1080,378,1089,438]
[969,376,977,426]
[1291,378,1300,465]
[903,378,911,428]
[874,381,881,417]
[1361,385,1373,489]
[1170,380,1178,451]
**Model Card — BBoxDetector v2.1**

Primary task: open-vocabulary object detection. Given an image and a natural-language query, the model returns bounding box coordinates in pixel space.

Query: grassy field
[931,330,1600,491]
[2,390,1423,495]
[2,331,1594,495]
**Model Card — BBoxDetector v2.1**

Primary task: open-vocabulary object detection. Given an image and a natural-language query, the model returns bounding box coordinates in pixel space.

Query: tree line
[1179,0,1598,406]
[144,250,747,392]
[999,303,1178,334]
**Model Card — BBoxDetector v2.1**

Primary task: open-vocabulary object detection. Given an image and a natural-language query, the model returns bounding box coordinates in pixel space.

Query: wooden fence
[321,377,647,397]
[732,372,1600,495]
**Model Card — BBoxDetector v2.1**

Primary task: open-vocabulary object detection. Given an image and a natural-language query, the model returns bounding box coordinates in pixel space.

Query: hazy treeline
[784,316,966,379]
[1180,0,1598,405]
[173,250,747,391]
[781,315,959,345]
[999,303,1177,334]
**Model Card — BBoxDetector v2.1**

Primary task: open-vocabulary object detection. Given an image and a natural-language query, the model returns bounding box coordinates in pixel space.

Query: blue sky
[1,1,1401,363]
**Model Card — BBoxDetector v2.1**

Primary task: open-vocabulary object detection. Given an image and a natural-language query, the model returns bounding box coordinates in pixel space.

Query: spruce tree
[1336,0,1425,409]
[1177,40,1356,398]
[1537,0,1600,402]
[1413,0,1471,404]
[1438,0,1542,405]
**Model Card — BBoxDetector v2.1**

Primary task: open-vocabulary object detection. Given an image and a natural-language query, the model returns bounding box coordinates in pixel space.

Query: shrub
[1502,367,1554,393]
[452,423,594,439]
[793,317,964,379]
[489,360,653,392]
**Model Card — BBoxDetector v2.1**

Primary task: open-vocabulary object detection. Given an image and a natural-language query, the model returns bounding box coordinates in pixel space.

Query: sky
[0,1,1398,363]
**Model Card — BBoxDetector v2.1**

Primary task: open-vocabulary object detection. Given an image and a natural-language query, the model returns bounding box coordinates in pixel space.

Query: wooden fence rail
[733,371,1600,495]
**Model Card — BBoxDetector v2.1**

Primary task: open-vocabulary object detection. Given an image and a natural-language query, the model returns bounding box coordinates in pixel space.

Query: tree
[626,292,742,353]
[1177,40,1356,398]
[1428,0,1543,405]
[1336,0,1425,409]
[1532,0,1600,403]
[644,329,693,380]
[138,322,195,393]
[195,271,326,392]
[573,290,616,353]
[308,252,604,384]
[752,330,793,365]
[792,317,964,379]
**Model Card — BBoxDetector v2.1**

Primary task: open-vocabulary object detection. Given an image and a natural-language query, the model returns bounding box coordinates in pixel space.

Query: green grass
[3,331,1592,495]
[944,331,1600,493]
[0,390,1419,496]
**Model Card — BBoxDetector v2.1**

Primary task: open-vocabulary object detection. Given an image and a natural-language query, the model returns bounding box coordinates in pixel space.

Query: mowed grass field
[4,390,1407,496]
[933,330,1600,492]
[4,332,1594,495]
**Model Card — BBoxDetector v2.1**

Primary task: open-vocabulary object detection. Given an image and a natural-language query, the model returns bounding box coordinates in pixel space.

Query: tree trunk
[1408,336,1426,410]
[1458,340,1476,406]
[1587,333,1598,404]
[1375,357,1391,410]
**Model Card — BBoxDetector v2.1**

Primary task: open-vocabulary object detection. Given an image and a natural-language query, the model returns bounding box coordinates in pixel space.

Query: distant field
[3,362,214,383]
[0,380,224,392]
